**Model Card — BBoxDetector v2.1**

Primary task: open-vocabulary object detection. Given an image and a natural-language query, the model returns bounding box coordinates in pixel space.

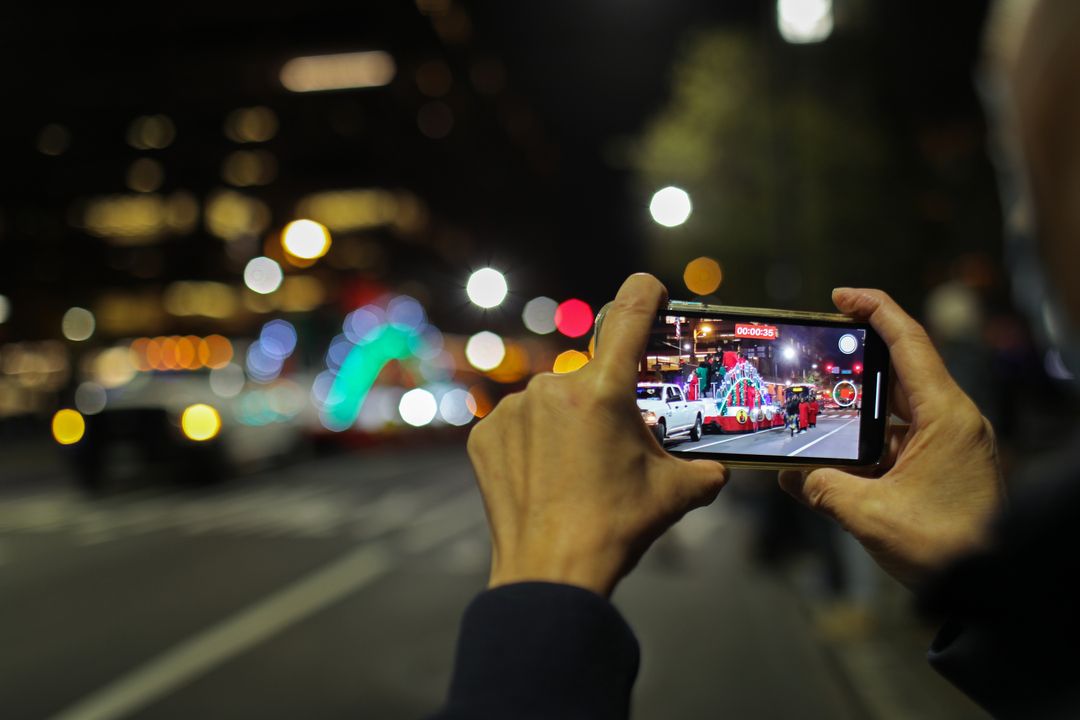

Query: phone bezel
[650,301,890,469]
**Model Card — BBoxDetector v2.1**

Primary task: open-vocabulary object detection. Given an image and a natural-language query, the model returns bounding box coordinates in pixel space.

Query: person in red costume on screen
[432,2,1080,717]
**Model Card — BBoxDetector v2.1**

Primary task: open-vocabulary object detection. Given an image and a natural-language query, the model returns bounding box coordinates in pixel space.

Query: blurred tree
[635,28,911,310]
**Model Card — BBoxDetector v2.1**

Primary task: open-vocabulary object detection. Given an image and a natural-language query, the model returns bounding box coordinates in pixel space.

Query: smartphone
[636,300,890,469]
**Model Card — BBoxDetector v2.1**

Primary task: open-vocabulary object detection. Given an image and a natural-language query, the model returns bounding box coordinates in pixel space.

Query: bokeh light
[778,0,834,44]
[37,123,71,156]
[260,319,298,359]
[0,294,9,324]
[61,307,95,341]
[439,388,475,426]
[554,299,594,338]
[399,388,438,427]
[487,342,530,383]
[281,219,332,261]
[126,115,176,150]
[465,331,506,371]
[74,383,107,415]
[246,341,284,383]
[224,106,279,143]
[649,186,692,227]
[244,256,284,294]
[683,257,723,296]
[522,296,558,334]
[466,268,508,309]
[387,295,426,330]
[181,403,222,441]
[344,306,384,343]
[553,350,590,374]
[94,347,137,388]
[466,384,493,418]
[52,409,85,445]
[210,363,246,398]
[198,335,234,369]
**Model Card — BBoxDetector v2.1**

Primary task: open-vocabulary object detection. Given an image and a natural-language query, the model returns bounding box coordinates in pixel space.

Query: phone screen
[638,302,889,467]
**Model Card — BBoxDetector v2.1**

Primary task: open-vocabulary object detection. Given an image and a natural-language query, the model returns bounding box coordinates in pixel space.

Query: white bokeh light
[244,256,284,294]
[399,388,438,427]
[522,296,558,335]
[439,388,476,426]
[75,382,107,415]
[649,186,692,227]
[777,0,833,44]
[62,307,95,341]
[465,331,506,371]
[210,363,246,398]
[466,268,508,309]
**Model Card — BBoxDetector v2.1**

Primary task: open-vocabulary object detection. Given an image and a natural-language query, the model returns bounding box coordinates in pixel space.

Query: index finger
[592,273,668,390]
[832,287,958,412]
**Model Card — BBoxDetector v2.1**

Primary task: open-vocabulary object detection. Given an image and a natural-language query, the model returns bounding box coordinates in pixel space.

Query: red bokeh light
[854,363,863,373]
[554,299,594,338]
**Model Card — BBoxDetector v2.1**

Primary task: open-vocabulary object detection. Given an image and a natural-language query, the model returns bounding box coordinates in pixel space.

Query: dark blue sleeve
[922,471,1080,718]
[431,582,640,720]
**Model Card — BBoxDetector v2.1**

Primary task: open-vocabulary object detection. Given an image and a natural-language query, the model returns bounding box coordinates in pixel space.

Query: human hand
[467,273,728,597]
[779,288,1005,589]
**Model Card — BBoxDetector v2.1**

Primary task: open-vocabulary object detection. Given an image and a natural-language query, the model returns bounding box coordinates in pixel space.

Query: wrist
[488,551,625,598]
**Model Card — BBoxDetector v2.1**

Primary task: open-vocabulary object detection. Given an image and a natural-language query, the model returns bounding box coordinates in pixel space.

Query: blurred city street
[0,0,1065,716]
[2,446,984,720]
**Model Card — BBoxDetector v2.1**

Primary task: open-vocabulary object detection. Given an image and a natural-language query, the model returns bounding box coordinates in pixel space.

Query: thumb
[670,458,729,510]
[779,468,872,533]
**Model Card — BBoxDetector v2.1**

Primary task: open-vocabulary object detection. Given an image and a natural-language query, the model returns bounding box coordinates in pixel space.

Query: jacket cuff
[441,582,640,720]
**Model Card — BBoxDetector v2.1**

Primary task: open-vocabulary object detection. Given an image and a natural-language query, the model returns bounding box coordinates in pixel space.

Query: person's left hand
[466,273,728,597]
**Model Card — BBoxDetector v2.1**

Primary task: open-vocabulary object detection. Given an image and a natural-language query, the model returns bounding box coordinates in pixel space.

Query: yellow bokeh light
[181,403,222,441]
[553,350,589,374]
[281,219,332,261]
[683,257,723,296]
[487,343,530,384]
[52,408,86,445]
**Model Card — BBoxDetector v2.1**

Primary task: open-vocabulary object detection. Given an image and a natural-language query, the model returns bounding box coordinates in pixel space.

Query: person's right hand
[779,288,1006,589]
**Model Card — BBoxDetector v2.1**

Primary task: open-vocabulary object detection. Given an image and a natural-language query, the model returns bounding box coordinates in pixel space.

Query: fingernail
[832,287,853,295]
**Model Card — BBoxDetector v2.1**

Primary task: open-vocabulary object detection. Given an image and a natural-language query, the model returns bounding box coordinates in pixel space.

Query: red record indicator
[832,380,858,407]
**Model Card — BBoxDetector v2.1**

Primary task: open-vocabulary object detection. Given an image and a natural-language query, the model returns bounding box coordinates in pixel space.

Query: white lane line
[47,490,482,720]
[683,426,786,451]
[786,419,858,457]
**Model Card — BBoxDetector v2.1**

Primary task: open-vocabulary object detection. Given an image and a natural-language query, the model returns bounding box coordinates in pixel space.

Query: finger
[888,372,912,422]
[778,469,804,496]
[663,457,728,510]
[832,288,956,412]
[592,274,668,391]
[778,467,874,536]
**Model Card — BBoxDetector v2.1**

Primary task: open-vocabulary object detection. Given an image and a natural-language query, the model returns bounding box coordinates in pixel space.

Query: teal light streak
[322,324,427,430]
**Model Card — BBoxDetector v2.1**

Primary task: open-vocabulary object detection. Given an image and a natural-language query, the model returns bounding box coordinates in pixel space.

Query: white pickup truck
[636,382,705,444]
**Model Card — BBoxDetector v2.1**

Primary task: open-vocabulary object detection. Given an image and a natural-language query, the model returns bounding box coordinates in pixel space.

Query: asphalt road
[0,443,982,719]
[672,412,862,460]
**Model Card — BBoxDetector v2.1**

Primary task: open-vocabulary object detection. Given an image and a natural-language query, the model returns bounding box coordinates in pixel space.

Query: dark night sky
[0,0,994,340]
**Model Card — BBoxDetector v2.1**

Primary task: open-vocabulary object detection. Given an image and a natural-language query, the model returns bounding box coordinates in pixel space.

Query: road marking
[684,426,785,450]
[47,490,482,720]
[787,419,858,457]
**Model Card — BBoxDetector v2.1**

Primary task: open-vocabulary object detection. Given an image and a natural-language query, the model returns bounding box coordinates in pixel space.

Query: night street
[1,446,983,720]
[672,412,862,460]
